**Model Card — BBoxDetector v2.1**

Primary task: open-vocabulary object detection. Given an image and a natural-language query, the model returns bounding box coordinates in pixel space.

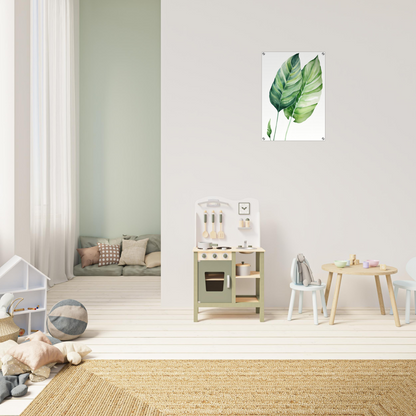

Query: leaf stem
[285,116,293,140]
[273,111,279,141]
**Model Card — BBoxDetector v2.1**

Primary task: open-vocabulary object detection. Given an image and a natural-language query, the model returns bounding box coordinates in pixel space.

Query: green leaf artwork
[269,53,302,140]
[268,53,323,140]
[267,119,272,138]
[284,56,323,140]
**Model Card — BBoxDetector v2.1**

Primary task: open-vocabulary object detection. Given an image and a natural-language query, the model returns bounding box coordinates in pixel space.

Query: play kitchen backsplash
[195,197,260,249]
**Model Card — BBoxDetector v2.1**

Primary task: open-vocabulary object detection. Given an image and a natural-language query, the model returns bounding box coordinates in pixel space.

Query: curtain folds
[31,0,77,287]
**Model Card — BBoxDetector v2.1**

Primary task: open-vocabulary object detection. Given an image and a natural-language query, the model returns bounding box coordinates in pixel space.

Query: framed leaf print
[262,52,325,141]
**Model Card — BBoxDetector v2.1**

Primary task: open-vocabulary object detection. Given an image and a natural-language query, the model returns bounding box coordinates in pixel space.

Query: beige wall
[80,0,161,239]
[0,0,15,265]
[161,0,416,308]
[0,0,31,265]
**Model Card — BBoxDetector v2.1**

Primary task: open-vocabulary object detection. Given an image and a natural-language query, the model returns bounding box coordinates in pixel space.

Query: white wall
[14,0,31,261]
[0,0,15,265]
[0,0,31,265]
[161,0,416,309]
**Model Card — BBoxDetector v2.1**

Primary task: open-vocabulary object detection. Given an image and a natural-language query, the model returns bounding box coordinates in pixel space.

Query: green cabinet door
[198,261,232,303]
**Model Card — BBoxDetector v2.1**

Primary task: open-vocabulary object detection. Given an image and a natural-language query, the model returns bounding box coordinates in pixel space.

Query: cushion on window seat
[122,234,161,254]
[73,263,123,276]
[79,236,122,248]
[122,265,161,276]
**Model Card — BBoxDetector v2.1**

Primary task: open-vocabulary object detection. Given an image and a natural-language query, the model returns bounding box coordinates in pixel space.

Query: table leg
[386,274,401,327]
[322,272,333,313]
[256,278,260,314]
[259,252,265,322]
[374,275,385,315]
[329,273,342,325]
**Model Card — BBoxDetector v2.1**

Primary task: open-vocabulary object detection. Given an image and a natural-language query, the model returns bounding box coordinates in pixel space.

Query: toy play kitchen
[194,197,265,322]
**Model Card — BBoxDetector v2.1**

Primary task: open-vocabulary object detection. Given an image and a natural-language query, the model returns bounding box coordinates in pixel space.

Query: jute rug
[22,360,416,416]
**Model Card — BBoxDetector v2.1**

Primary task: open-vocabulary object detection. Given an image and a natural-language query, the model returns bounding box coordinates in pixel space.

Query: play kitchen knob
[201,253,207,259]
[236,261,250,276]
[212,253,217,259]
[223,253,228,259]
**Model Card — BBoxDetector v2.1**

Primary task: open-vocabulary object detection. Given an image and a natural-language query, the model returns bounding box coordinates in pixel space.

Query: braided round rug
[22,360,416,416]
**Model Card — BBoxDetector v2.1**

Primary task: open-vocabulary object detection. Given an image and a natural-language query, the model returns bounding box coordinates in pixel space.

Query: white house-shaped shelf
[0,256,50,336]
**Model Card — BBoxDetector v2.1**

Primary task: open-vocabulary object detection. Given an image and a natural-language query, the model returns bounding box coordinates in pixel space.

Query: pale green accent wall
[80,0,160,239]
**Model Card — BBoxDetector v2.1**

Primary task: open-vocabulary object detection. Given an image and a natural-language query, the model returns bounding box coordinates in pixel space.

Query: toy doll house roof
[0,255,50,281]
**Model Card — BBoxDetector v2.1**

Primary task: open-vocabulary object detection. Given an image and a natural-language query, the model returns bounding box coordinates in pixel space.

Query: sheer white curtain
[31,0,78,286]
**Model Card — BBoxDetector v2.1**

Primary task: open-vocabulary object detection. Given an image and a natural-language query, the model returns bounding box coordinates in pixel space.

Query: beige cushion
[26,331,52,344]
[7,340,65,371]
[98,243,121,267]
[77,246,100,268]
[2,354,31,375]
[0,340,18,369]
[54,341,92,364]
[145,251,161,268]
[1,354,53,381]
[118,239,149,266]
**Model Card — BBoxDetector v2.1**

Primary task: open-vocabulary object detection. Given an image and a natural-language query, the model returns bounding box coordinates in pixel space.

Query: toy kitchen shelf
[193,247,265,322]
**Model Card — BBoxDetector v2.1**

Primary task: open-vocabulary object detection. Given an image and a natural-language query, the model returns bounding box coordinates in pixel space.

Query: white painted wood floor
[2,275,416,415]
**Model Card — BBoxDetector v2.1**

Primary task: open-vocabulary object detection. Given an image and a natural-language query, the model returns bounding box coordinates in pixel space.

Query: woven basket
[0,298,24,343]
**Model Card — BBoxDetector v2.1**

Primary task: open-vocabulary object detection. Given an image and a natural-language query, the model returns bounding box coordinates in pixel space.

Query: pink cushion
[7,340,64,371]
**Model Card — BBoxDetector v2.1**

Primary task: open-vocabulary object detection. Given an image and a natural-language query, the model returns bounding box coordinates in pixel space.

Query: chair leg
[414,291,416,315]
[320,289,328,318]
[298,291,303,314]
[287,290,296,321]
[312,291,318,325]
[390,286,399,315]
[405,290,411,324]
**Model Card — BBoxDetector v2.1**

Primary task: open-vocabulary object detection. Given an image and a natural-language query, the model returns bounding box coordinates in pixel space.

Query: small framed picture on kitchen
[262,51,325,141]
[238,202,250,215]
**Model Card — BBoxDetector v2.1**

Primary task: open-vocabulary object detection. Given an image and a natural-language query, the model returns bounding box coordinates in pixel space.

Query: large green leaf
[269,54,302,112]
[284,55,323,124]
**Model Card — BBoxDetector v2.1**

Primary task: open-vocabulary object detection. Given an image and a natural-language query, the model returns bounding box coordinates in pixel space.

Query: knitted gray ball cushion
[47,299,88,341]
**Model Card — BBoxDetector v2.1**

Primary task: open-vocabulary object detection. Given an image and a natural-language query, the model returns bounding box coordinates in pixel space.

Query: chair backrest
[406,257,416,281]
[290,258,297,284]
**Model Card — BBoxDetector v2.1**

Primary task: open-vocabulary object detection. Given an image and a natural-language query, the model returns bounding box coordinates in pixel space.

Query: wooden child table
[321,263,400,327]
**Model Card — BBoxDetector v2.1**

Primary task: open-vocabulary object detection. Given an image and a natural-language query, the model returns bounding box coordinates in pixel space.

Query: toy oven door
[198,260,232,303]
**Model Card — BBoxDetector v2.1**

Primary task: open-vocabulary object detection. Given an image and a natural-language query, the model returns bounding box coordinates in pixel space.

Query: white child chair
[389,257,416,324]
[287,258,328,325]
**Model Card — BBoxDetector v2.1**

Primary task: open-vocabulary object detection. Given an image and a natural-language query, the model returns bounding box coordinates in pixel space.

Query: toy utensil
[210,211,217,239]
[202,210,209,238]
[218,210,225,239]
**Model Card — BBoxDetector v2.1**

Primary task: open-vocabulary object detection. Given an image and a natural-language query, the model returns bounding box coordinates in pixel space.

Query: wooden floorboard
[3,274,416,415]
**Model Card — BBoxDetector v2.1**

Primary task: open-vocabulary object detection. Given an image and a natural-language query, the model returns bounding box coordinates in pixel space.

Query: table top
[322,263,397,275]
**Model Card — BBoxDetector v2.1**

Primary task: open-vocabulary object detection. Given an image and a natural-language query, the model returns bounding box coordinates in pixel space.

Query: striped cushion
[47,300,88,341]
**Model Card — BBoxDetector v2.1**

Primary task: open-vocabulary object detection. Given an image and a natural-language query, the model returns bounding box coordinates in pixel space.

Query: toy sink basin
[334,260,347,268]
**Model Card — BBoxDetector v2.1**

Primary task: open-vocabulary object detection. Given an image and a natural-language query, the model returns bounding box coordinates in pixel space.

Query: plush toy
[297,254,322,287]
[0,293,15,319]
[0,372,29,403]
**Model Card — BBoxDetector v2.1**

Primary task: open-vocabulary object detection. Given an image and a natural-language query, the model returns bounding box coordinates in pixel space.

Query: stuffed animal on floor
[0,372,29,403]
[0,293,15,319]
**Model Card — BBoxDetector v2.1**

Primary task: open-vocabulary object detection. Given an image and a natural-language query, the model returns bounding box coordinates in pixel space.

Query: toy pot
[363,261,370,269]
[236,262,250,276]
